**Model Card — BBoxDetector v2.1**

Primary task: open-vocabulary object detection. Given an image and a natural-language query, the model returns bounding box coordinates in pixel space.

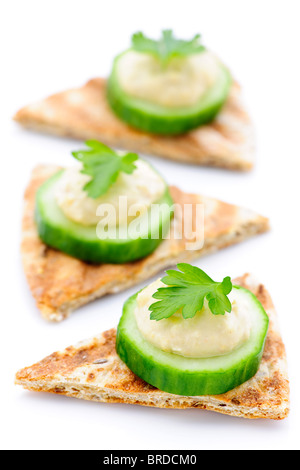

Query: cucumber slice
[116,287,269,396]
[107,51,232,135]
[35,169,174,264]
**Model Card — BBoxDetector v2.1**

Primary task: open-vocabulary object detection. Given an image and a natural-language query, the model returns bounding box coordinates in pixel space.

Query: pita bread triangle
[22,165,269,321]
[15,274,289,420]
[14,79,254,171]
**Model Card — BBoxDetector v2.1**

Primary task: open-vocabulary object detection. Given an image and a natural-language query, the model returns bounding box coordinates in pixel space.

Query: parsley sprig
[131,30,205,66]
[149,264,232,321]
[72,140,138,199]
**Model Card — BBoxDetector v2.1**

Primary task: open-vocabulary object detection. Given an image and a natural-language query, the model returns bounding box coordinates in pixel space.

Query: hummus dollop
[134,279,252,358]
[117,50,222,108]
[55,159,165,227]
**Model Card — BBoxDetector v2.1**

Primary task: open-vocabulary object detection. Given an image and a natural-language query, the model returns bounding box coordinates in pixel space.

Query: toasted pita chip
[14,79,254,171]
[22,165,269,321]
[15,274,289,420]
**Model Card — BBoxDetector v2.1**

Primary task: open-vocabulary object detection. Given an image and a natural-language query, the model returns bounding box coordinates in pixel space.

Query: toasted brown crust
[14,79,254,171]
[15,274,290,420]
[21,165,269,321]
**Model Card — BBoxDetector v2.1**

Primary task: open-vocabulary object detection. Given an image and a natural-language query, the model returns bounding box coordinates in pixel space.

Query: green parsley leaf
[149,263,232,321]
[131,30,205,66]
[72,140,138,199]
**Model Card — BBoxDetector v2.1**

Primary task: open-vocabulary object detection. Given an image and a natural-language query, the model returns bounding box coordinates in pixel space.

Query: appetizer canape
[14,31,254,171]
[15,269,289,420]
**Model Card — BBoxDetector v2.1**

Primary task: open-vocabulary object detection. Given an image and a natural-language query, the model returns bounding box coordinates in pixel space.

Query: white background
[1,0,299,450]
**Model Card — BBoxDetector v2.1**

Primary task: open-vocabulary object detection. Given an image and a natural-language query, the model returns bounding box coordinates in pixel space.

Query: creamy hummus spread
[134,279,252,358]
[117,50,221,108]
[55,159,165,227]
